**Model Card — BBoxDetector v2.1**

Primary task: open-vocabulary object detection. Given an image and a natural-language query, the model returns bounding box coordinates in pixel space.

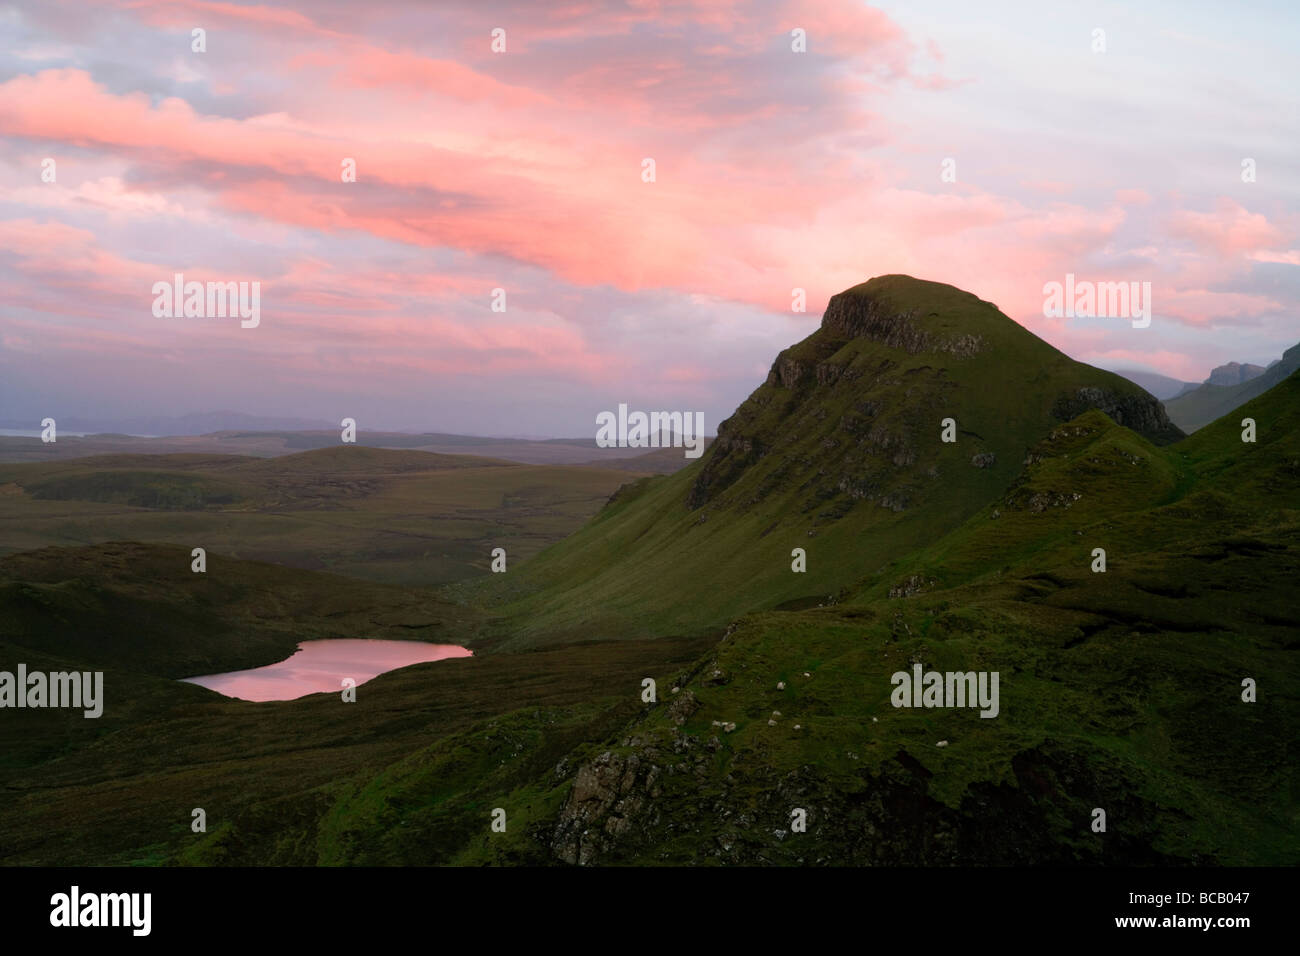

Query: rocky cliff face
[1164,342,1300,432]
[820,290,985,357]
[1051,386,1183,444]
[1207,361,1267,387]
[548,717,1176,866]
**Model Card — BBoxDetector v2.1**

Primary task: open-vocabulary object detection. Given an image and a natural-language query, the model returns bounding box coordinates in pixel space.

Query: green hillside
[315,370,1296,866]
[475,275,1183,646]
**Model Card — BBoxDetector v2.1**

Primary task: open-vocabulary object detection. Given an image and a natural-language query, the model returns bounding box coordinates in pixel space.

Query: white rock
[671,686,679,694]
[772,710,781,717]
[803,672,811,678]
[776,681,785,690]
[767,719,777,726]
[936,740,949,748]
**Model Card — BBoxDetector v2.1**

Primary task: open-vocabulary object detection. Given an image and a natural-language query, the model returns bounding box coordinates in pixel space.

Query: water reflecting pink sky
[182,639,472,701]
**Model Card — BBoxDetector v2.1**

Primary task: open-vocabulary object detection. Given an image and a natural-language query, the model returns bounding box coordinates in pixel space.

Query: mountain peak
[1206,361,1266,387]
[819,275,991,357]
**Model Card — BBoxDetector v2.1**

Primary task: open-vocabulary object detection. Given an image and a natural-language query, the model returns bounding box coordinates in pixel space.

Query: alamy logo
[50,886,151,936]
[151,273,260,328]
[890,664,999,718]
[0,665,103,718]
[1042,273,1151,328]
[595,403,705,458]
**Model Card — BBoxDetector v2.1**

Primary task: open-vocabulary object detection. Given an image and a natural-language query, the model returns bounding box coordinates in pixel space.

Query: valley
[1,276,1295,868]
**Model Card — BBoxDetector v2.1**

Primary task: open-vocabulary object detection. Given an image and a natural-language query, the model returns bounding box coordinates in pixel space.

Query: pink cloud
[1115,189,1151,205]
[1169,198,1287,257]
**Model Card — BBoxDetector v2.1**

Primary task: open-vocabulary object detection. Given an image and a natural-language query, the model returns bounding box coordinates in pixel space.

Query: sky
[1,0,1297,436]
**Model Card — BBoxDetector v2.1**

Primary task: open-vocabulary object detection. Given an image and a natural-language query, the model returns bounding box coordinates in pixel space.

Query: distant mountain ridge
[0,411,338,435]
[1164,342,1300,431]
[1206,361,1267,387]
[1110,368,1198,400]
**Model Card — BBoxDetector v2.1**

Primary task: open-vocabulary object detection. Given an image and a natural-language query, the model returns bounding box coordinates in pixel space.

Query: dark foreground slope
[477,275,1181,647]
[0,542,713,864]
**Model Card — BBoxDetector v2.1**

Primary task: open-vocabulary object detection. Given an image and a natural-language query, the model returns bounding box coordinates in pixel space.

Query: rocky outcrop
[685,426,763,510]
[820,291,985,357]
[768,355,809,389]
[551,748,663,866]
[551,739,1177,866]
[1051,386,1184,445]
[1206,361,1266,387]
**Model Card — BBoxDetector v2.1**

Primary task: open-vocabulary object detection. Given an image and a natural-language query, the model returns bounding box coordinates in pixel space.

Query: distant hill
[0,427,700,470]
[1164,342,1300,431]
[1206,361,1266,387]
[581,439,716,474]
[0,411,336,435]
[0,446,643,587]
[1111,368,1198,400]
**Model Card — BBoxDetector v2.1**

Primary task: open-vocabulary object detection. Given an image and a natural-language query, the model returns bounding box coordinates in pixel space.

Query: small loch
[181,639,473,701]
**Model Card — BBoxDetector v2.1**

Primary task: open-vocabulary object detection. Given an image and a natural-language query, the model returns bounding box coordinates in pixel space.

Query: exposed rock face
[551,748,662,866]
[685,429,763,510]
[551,741,1176,866]
[888,574,936,598]
[666,688,701,725]
[1051,387,1183,445]
[1206,361,1266,387]
[821,291,985,357]
[769,355,809,389]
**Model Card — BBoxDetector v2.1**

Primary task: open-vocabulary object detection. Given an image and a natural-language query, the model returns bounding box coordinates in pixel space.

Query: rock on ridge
[820,289,985,357]
[1051,387,1182,445]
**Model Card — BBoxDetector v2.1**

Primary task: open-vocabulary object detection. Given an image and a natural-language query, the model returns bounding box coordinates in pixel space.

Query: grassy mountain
[1165,342,1300,432]
[475,275,1182,647]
